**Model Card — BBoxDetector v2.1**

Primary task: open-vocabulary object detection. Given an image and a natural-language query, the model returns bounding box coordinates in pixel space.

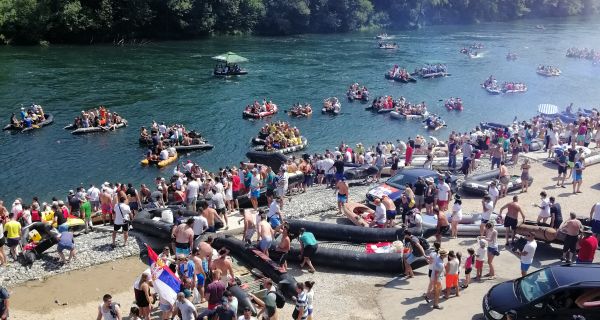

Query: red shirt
[232,175,241,191]
[405,146,414,161]
[31,210,41,222]
[578,236,598,262]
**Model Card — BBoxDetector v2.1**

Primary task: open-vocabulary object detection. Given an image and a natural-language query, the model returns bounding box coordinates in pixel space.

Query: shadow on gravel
[401,302,436,319]
[92,243,115,252]
[591,182,600,190]
[41,257,63,272]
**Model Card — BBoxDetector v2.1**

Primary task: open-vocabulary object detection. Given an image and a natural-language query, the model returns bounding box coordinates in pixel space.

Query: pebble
[1,229,140,288]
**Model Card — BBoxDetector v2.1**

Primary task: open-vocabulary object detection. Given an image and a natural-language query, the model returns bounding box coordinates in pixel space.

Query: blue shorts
[57,243,74,252]
[386,210,397,220]
[573,174,582,182]
[251,189,261,198]
[487,246,500,256]
[196,273,205,286]
[308,308,313,315]
[270,217,282,229]
[335,172,344,181]
[259,238,272,251]
[337,194,348,203]
[520,262,531,272]
[591,220,600,235]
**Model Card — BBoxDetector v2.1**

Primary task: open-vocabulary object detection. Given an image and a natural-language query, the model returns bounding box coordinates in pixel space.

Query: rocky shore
[2,229,140,288]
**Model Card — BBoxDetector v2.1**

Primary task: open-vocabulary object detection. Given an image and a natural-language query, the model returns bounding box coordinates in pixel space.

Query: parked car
[482,264,600,319]
[366,168,458,206]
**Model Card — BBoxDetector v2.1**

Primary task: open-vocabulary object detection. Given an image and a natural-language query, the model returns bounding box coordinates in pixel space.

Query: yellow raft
[42,211,86,231]
[141,153,178,168]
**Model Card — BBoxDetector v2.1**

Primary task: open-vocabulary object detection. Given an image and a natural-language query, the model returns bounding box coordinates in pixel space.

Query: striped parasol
[538,104,558,115]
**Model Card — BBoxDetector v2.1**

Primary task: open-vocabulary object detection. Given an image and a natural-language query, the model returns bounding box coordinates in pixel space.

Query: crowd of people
[214,63,243,74]
[414,64,448,76]
[69,106,125,129]
[378,42,398,49]
[8,104,46,129]
[536,65,561,76]
[244,100,277,116]
[386,65,412,82]
[444,98,463,111]
[322,97,341,114]
[288,103,312,117]
[140,122,206,148]
[482,76,527,93]
[257,121,304,151]
[566,47,600,60]
[346,83,369,101]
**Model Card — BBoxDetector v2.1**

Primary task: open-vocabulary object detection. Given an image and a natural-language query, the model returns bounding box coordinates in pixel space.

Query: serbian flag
[146,244,181,304]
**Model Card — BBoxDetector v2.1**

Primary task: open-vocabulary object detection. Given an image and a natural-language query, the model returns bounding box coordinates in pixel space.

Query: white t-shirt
[175,298,196,320]
[187,180,200,199]
[322,158,334,173]
[428,251,438,270]
[211,192,226,209]
[451,203,463,222]
[113,203,131,225]
[184,162,194,172]
[238,315,258,320]
[268,201,280,219]
[436,183,450,201]
[488,186,499,201]
[375,203,386,225]
[539,198,551,218]
[482,201,494,220]
[476,246,487,261]
[192,216,208,236]
[521,240,537,264]
[88,187,100,202]
[159,149,169,160]
[433,257,445,281]
[98,303,120,320]
[410,213,423,226]
[306,289,314,309]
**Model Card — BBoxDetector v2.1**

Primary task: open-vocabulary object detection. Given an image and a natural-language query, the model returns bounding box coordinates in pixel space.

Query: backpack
[269,290,286,308]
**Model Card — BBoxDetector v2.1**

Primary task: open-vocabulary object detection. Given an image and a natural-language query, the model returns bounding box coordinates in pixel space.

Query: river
[1,17,599,201]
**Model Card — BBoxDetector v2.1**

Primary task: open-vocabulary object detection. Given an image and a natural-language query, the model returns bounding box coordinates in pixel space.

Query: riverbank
[9,154,600,319]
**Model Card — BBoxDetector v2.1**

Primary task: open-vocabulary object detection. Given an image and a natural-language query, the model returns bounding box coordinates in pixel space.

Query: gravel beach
[9,146,600,319]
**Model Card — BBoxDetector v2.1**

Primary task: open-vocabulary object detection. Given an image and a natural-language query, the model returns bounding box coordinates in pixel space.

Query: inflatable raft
[212,236,298,300]
[131,207,201,241]
[461,170,533,196]
[390,111,428,120]
[174,144,214,151]
[4,113,54,133]
[66,120,128,135]
[421,213,505,238]
[253,137,308,154]
[20,222,59,263]
[276,239,428,274]
[343,164,379,180]
[243,105,278,119]
[342,202,374,227]
[140,153,178,168]
[245,151,288,172]
[286,219,407,243]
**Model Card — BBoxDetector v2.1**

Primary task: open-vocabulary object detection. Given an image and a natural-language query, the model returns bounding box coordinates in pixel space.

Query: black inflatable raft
[245,151,288,172]
[275,240,428,273]
[131,207,199,241]
[286,219,406,243]
[461,169,534,196]
[212,236,298,300]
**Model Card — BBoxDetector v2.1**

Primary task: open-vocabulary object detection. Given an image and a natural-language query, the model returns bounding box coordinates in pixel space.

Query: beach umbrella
[538,104,558,115]
[211,52,248,64]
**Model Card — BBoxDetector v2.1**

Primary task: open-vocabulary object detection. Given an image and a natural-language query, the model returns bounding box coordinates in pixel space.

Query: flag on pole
[146,244,181,304]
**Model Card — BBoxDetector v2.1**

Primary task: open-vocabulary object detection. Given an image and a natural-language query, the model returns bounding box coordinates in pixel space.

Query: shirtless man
[559,212,583,263]
[335,177,349,213]
[172,218,194,256]
[241,209,257,244]
[434,208,449,243]
[498,196,526,245]
[100,187,113,225]
[201,202,222,233]
[211,248,235,286]
[273,225,290,271]
[382,194,397,228]
[257,212,274,256]
[191,247,208,303]
[490,143,504,170]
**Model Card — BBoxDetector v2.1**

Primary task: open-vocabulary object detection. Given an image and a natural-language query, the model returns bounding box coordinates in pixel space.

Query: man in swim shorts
[257,213,274,256]
[172,218,194,256]
[336,177,349,213]
[382,194,397,228]
[267,197,284,234]
[240,209,257,244]
[191,247,207,303]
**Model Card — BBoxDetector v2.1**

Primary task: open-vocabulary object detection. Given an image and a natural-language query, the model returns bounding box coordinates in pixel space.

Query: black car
[483,264,600,319]
[366,168,458,206]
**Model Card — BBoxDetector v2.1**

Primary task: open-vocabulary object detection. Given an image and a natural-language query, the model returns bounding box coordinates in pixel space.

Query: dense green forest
[0,0,598,44]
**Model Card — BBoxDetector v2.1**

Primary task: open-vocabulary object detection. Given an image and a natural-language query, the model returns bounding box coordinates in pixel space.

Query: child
[462,249,474,288]
[305,281,315,320]
[475,239,487,281]
[444,250,460,298]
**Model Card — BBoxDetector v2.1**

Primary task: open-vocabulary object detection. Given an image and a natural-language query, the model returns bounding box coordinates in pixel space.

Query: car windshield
[518,268,559,302]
